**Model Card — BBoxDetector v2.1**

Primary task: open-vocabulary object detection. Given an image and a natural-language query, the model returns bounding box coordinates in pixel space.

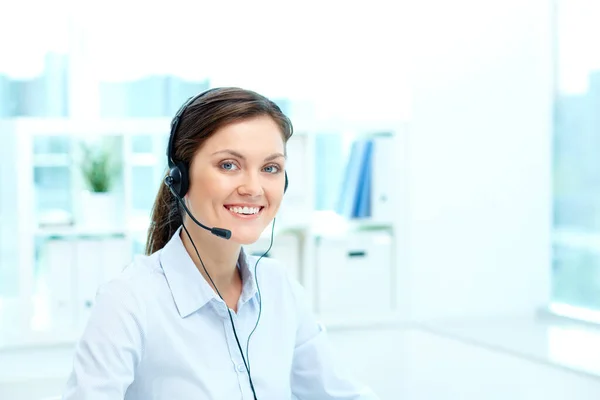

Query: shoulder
[74,253,165,357]
[92,251,164,318]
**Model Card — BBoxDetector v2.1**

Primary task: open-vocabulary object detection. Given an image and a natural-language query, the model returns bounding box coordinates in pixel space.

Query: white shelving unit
[0,117,409,347]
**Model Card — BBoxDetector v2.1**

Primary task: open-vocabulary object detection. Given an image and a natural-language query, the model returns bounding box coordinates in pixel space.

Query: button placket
[222,308,248,375]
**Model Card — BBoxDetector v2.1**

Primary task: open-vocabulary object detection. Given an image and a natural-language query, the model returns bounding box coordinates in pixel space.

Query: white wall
[397,0,554,320]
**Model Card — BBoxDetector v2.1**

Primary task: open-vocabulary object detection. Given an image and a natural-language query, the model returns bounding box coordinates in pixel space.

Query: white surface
[277,133,315,229]
[331,325,600,399]
[315,230,394,319]
[400,0,553,320]
[79,192,119,229]
[2,316,600,400]
[423,314,600,378]
[370,135,396,225]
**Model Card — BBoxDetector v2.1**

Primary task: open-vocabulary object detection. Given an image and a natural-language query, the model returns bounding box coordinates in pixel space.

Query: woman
[62,87,379,399]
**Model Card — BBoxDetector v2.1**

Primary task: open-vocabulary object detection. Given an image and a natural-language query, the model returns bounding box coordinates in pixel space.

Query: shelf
[347,219,394,230]
[0,328,80,352]
[32,154,71,167]
[33,213,393,241]
[256,211,394,240]
[309,210,393,237]
[35,221,311,241]
[35,215,151,239]
[35,226,129,239]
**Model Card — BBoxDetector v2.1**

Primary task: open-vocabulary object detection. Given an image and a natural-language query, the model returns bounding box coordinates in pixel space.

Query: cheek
[267,185,285,208]
[187,174,221,210]
[193,170,227,196]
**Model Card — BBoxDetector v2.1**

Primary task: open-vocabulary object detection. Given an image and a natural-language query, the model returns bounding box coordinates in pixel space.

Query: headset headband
[165,87,288,198]
[167,89,217,169]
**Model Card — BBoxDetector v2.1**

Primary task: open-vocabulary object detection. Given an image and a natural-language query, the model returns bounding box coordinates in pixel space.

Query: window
[552,0,600,314]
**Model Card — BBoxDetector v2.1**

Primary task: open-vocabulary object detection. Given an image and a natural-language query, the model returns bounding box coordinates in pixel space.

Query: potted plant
[79,138,121,228]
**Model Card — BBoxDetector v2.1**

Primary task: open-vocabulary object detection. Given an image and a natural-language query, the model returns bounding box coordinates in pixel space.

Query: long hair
[145,87,294,255]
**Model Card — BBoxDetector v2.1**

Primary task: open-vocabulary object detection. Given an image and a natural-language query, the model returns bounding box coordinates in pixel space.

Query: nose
[237,171,264,197]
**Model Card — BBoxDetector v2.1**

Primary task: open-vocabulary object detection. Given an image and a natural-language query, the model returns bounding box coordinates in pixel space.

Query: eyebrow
[212,149,286,161]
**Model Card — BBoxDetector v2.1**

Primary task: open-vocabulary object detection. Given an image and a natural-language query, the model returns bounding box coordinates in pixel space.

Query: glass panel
[552,244,600,310]
[0,2,69,117]
[100,76,210,118]
[131,166,157,215]
[34,136,71,154]
[34,166,73,226]
[132,135,153,153]
[100,76,166,118]
[0,53,69,117]
[314,133,347,211]
[165,77,210,116]
[552,1,600,310]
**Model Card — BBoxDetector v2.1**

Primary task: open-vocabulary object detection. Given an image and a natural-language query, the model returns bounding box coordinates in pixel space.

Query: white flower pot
[80,191,118,229]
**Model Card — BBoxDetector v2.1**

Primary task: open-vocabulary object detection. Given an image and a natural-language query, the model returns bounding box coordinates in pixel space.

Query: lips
[226,205,261,215]
[224,205,265,219]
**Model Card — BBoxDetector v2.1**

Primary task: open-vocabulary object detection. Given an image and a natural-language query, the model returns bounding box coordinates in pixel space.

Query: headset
[162,88,288,400]
[165,89,288,218]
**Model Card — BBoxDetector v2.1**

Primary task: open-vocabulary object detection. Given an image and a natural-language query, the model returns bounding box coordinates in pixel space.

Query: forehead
[201,115,285,154]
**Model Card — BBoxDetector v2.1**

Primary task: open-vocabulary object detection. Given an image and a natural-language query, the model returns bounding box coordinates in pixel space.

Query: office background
[1,0,600,399]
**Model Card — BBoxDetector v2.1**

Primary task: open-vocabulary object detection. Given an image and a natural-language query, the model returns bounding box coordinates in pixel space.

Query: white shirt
[62,226,379,399]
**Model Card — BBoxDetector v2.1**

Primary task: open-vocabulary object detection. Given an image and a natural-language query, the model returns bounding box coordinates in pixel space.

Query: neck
[180,221,242,295]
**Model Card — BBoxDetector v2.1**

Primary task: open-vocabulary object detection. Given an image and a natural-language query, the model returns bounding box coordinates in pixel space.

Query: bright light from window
[556,0,600,94]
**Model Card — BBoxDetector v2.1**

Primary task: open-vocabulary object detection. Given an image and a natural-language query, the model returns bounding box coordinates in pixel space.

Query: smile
[224,205,264,219]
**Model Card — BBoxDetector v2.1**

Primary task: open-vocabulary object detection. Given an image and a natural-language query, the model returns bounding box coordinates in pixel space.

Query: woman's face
[186,115,287,244]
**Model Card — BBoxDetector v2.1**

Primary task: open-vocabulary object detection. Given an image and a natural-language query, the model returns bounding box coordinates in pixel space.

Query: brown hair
[145,87,293,255]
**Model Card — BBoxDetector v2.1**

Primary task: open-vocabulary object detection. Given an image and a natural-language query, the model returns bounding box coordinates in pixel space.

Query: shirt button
[237,364,246,372]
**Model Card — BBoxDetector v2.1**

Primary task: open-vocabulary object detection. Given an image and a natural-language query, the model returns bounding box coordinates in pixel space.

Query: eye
[220,161,239,171]
[263,164,281,174]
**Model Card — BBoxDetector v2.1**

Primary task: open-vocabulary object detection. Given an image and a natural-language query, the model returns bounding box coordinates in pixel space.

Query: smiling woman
[186,115,288,245]
[61,87,379,400]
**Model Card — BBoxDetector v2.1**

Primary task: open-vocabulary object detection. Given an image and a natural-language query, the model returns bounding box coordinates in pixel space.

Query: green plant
[80,139,119,193]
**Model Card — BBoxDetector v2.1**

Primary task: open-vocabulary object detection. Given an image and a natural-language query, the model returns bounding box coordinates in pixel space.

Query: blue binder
[354,139,373,219]
[336,138,373,219]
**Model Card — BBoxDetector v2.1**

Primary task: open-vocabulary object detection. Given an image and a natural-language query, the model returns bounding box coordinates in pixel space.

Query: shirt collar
[159,226,258,318]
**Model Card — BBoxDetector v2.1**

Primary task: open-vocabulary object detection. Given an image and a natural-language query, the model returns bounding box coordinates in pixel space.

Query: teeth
[228,206,260,215]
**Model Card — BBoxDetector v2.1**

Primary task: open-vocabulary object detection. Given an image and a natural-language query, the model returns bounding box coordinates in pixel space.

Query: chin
[230,226,266,245]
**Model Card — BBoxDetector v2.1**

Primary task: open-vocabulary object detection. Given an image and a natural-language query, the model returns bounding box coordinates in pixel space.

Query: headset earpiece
[284,171,288,194]
[167,162,189,198]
